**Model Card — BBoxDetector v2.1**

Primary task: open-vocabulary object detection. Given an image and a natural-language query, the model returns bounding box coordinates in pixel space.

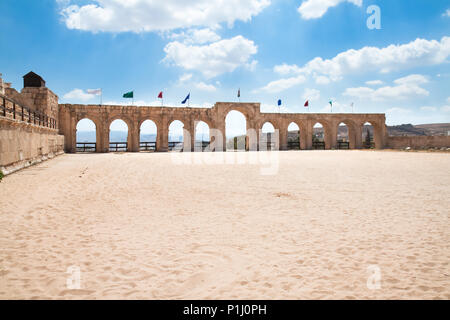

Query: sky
[1,0,449,135]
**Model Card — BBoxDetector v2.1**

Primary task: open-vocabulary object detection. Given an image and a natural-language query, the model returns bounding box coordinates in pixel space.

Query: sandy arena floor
[0,151,449,299]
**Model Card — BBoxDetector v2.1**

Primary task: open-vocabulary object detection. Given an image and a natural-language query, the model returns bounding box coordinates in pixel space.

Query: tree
[365,129,372,148]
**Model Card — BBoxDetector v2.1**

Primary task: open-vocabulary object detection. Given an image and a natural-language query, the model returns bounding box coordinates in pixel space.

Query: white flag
[87,89,102,96]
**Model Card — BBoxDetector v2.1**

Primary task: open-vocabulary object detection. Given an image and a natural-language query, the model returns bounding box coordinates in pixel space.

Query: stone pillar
[157,117,168,152]
[101,125,110,152]
[306,121,313,150]
[129,124,140,152]
[329,123,338,149]
[278,123,288,151]
[348,124,356,149]
[373,123,384,150]
[187,120,195,152]
[354,124,363,149]
[300,127,308,150]
[69,113,76,153]
[95,121,103,153]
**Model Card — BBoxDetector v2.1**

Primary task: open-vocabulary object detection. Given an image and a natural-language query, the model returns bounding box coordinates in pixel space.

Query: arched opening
[313,123,326,150]
[287,122,300,150]
[195,121,210,151]
[225,110,247,151]
[261,122,275,150]
[109,119,129,152]
[362,122,375,149]
[337,122,349,149]
[168,120,184,151]
[76,118,96,153]
[140,120,157,152]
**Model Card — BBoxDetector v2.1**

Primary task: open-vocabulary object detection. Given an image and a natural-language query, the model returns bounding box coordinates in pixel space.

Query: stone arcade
[59,102,387,153]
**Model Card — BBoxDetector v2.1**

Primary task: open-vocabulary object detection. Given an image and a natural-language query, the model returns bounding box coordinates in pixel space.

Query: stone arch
[361,120,382,149]
[109,118,130,152]
[225,110,248,151]
[336,119,357,149]
[168,119,185,151]
[289,120,308,150]
[260,121,276,150]
[194,121,210,151]
[220,106,254,125]
[287,122,300,150]
[139,119,158,152]
[76,117,99,153]
[311,120,331,150]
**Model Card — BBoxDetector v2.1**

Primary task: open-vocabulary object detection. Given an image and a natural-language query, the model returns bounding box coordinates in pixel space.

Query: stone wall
[60,102,388,152]
[0,117,64,175]
[386,136,450,149]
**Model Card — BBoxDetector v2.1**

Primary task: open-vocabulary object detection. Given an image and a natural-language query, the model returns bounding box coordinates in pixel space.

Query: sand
[0,151,449,300]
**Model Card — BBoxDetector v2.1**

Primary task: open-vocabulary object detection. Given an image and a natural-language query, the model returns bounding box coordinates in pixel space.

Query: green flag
[123,91,134,98]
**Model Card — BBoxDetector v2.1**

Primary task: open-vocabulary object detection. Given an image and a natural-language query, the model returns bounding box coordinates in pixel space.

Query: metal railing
[260,141,276,150]
[312,141,325,150]
[194,141,210,151]
[337,141,350,149]
[140,141,156,151]
[168,141,183,151]
[109,142,127,152]
[288,140,300,150]
[0,94,57,129]
[76,142,96,152]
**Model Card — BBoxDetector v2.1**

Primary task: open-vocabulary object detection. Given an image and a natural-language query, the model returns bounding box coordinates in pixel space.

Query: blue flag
[182,93,190,104]
[277,99,282,106]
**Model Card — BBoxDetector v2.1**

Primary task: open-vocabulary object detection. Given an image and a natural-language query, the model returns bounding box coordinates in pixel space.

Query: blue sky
[1,0,449,134]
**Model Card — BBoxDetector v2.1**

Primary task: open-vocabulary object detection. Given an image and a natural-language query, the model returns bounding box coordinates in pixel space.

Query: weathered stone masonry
[59,102,387,152]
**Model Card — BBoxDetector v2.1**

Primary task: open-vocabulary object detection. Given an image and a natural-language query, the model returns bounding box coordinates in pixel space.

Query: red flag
[158,91,163,99]
[304,100,309,107]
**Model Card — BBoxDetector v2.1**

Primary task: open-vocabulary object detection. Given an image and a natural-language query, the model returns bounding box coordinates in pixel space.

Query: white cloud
[63,89,95,101]
[268,37,450,85]
[194,82,217,91]
[318,100,348,113]
[365,80,384,86]
[274,63,302,75]
[386,107,412,115]
[178,73,193,83]
[315,75,331,84]
[443,9,450,17]
[343,74,430,101]
[60,0,270,33]
[420,106,437,112]
[447,97,450,103]
[260,103,290,113]
[258,75,306,93]
[393,74,428,85]
[297,0,362,20]
[302,88,320,101]
[169,28,221,45]
[441,106,450,113]
[163,35,257,78]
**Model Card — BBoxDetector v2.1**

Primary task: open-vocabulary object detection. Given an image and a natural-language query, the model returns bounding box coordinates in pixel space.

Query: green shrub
[0,170,3,182]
